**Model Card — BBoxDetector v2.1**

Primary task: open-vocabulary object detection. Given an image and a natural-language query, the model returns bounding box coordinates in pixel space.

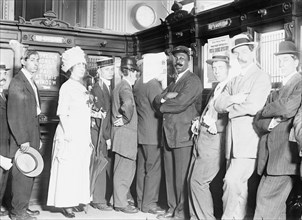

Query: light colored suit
[253,72,302,220]
[214,63,271,219]
[111,79,137,208]
[189,85,228,220]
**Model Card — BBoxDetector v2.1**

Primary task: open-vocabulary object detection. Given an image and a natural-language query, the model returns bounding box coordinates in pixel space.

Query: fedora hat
[206,53,230,65]
[0,63,10,71]
[171,45,191,57]
[14,147,44,177]
[274,41,300,56]
[231,33,257,52]
[96,58,114,68]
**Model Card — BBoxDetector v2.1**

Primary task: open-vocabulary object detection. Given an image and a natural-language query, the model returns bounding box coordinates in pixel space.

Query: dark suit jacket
[153,70,202,148]
[255,72,302,175]
[111,79,137,160]
[293,103,302,150]
[7,70,41,157]
[0,92,9,157]
[90,80,112,146]
[133,77,163,145]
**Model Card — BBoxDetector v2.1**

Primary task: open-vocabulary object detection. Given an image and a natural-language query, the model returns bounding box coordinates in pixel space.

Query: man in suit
[90,58,114,211]
[253,41,302,220]
[153,46,202,220]
[111,56,139,214]
[7,50,42,220]
[0,63,13,217]
[133,58,165,214]
[189,53,230,220]
[214,33,271,220]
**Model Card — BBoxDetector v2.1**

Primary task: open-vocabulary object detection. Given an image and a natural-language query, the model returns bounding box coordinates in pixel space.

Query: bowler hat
[274,41,300,56]
[120,57,139,71]
[231,34,257,52]
[14,147,44,177]
[0,63,10,71]
[171,46,191,57]
[206,53,230,65]
[96,58,114,68]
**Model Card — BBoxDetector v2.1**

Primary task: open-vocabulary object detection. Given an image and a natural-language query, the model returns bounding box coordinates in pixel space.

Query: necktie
[0,92,6,102]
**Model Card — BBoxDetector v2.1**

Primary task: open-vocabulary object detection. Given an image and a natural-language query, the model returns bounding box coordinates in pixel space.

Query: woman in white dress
[47,46,93,218]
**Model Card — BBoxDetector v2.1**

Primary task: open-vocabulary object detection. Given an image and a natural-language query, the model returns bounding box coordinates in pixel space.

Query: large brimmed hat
[171,45,191,57]
[14,147,44,177]
[274,41,300,56]
[0,63,10,71]
[206,53,230,65]
[231,34,258,52]
[96,58,114,68]
[61,46,87,72]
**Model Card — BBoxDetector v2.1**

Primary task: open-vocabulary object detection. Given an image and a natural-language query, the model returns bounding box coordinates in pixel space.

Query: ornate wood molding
[18,11,72,29]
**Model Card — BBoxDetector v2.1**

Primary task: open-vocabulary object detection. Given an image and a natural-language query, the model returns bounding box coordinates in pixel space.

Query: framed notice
[204,35,230,88]
[33,51,61,91]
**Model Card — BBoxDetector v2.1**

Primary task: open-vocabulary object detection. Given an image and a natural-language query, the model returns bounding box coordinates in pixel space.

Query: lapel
[233,64,258,94]
[19,71,37,101]
[278,73,301,98]
[171,70,190,91]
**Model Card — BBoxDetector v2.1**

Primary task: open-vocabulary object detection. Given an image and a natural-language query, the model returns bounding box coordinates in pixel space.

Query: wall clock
[131,3,156,30]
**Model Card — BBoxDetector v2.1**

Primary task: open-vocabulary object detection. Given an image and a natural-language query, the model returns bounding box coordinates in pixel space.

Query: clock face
[132,4,156,30]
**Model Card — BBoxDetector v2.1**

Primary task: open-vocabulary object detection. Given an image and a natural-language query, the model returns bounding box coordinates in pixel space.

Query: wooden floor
[1,204,159,220]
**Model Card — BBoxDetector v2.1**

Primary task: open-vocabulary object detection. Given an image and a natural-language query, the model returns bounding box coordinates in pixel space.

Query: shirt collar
[22,68,34,83]
[282,71,297,86]
[123,78,132,87]
[240,63,253,76]
[176,68,189,83]
[99,76,111,87]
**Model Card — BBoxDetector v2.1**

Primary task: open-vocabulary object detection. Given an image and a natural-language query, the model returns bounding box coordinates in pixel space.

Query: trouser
[113,153,136,208]
[164,135,192,219]
[11,163,35,216]
[222,158,256,220]
[253,175,294,220]
[92,150,113,204]
[0,167,9,206]
[189,128,224,220]
[136,144,162,212]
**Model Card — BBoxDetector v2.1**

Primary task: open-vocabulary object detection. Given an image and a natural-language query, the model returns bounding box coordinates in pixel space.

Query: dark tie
[0,92,6,102]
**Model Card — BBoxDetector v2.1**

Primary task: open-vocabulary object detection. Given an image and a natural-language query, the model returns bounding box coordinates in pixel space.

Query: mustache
[175,63,183,67]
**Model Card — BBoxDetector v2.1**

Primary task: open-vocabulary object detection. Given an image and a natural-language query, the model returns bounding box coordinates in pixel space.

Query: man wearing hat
[0,63,13,217]
[111,56,139,214]
[7,50,42,220]
[253,40,302,219]
[153,46,202,220]
[189,53,230,220]
[214,33,271,220]
[90,57,114,211]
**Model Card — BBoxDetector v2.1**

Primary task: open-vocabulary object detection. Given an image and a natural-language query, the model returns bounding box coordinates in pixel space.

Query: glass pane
[258,29,285,87]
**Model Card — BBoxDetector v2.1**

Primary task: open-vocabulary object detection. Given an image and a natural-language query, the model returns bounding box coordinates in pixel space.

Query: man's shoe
[26,208,40,216]
[115,205,139,214]
[0,210,8,216]
[10,212,37,220]
[157,210,174,219]
[90,203,113,211]
[145,206,165,214]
